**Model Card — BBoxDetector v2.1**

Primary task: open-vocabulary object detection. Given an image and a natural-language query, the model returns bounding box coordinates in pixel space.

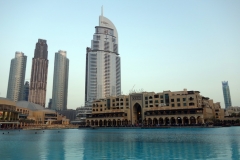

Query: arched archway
[159,118,164,125]
[99,120,103,127]
[108,119,112,126]
[183,117,189,125]
[91,120,94,126]
[117,119,121,126]
[148,118,152,125]
[153,118,158,125]
[170,117,176,125]
[165,117,169,125]
[113,119,116,126]
[95,120,98,126]
[104,120,107,126]
[190,116,196,125]
[177,117,182,125]
[133,103,142,125]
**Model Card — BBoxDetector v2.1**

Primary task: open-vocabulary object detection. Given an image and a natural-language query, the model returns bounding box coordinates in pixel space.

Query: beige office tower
[29,39,48,107]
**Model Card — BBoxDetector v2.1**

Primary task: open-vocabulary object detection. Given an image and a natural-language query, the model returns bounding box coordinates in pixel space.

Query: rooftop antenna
[101,6,103,16]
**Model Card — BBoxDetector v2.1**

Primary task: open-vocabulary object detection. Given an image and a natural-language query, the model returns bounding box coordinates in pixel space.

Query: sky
[0,0,240,109]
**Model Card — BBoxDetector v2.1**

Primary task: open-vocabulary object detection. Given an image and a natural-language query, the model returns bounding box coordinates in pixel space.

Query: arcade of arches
[86,115,203,127]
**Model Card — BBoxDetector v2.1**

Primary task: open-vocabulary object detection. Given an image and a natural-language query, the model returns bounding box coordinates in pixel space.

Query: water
[0,127,240,160]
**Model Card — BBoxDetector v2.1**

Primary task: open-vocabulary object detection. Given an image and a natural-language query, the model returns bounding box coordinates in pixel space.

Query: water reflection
[0,127,240,159]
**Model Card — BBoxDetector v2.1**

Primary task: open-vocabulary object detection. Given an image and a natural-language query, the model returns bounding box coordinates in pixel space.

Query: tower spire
[101,6,103,16]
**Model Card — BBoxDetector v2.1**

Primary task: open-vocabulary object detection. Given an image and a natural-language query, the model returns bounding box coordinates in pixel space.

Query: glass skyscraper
[7,52,27,102]
[222,81,232,109]
[85,11,121,106]
[52,50,69,110]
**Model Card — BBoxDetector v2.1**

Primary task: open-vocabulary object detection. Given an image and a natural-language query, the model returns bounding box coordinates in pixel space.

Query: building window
[183,98,186,101]
[171,104,175,107]
[145,101,148,104]
[145,97,148,100]
[171,99,174,102]
[160,95,163,99]
[161,100,164,103]
[183,103,187,106]
[177,103,181,107]
[177,98,180,102]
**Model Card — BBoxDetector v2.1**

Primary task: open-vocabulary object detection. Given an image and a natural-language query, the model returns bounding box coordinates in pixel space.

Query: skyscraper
[6,52,27,101]
[23,81,29,101]
[29,39,48,107]
[85,10,121,105]
[222,81,232,109]
[52,50,69,110]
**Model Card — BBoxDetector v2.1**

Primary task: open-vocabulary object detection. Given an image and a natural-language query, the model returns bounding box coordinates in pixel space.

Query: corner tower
[85,10,121,105]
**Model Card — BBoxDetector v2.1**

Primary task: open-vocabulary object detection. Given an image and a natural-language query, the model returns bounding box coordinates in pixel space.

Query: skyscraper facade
[6,52,27,101]
[85,12,121,106]
[52,50,69,110]
[23,81,29,101]
[29,39,48,107]
[222,81,232,109]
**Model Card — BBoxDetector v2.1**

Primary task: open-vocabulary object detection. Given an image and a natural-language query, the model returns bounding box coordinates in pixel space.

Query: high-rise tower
[29,39,48,107]
[52,50,69,110]
[85,10,121,105]
[222,81,232,109]
[6,52,27,101]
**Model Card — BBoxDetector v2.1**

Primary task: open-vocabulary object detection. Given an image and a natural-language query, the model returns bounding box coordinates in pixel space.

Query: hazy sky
[0,0,240,109]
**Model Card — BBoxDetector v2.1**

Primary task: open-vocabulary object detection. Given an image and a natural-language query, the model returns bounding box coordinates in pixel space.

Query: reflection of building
[86,89,224,126]
[29,39,48,107]
[7,52,27,102]
[52,50,69,110]
[23,81,29,101]
[222,81,232,109]
[85,10,121,106]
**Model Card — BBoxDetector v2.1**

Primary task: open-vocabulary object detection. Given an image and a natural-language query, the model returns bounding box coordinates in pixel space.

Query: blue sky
[0,0,240,109]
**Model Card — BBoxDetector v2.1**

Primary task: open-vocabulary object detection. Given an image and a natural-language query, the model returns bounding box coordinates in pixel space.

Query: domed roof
[16,101,55,113]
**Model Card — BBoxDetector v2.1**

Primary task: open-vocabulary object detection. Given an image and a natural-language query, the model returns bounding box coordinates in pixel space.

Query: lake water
[0,127,240,160]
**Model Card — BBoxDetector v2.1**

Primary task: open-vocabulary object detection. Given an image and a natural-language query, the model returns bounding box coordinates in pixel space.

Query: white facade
[52,50,69,110]
[7,52,27,101]
[85,13,121,105]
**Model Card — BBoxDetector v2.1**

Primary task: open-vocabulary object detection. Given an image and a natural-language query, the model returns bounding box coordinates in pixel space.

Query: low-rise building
[0,97,69,129]
[86,89,225,126]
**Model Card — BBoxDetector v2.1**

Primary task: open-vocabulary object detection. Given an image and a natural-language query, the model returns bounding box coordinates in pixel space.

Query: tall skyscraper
[6,52,27,101]
[52,50,69,110]
[85,10,121,105]
[222,81,232,109]
[23,81,29,101]
[29,39,48,107]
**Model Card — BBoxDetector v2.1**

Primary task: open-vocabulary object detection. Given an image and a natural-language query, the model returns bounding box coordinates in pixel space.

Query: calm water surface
[0,127,240,160]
